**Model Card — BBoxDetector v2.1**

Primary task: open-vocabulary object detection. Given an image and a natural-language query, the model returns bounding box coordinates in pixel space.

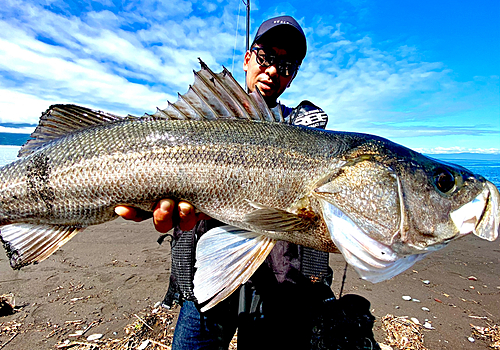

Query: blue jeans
[172,300,238,350]
[171,286,320,350]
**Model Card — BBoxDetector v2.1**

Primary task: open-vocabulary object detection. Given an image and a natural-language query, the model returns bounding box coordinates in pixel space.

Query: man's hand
[115,199,211,233]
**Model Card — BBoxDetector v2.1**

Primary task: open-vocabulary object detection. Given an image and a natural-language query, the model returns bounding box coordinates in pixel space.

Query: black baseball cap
[251,15,307,62]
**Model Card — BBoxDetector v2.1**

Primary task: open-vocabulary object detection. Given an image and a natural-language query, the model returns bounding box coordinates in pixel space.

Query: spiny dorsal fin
[150,59,282,123]
[19,105,125,157]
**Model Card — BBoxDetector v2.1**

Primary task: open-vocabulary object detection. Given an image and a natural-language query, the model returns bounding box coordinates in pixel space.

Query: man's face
[243,46,297,106]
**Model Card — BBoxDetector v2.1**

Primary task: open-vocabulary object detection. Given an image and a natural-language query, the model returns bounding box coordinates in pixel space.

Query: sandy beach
[0,217,499,349]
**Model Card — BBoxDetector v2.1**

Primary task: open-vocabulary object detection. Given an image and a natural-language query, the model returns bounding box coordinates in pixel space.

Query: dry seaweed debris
[471,324,500,349]
[0,294,15,317]
[381,314,428,350]
[0,319,23,349]
[55,306,176,350]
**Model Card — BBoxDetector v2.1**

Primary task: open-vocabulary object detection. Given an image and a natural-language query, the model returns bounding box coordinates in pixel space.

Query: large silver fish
[0,62,498,311]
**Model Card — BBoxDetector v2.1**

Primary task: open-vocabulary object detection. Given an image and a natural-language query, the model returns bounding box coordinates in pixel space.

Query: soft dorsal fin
[19,105,125,157]
[149,59,283,123]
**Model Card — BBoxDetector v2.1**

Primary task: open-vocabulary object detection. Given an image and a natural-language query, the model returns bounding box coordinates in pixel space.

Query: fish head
[391,155,498,252]
[313,138,499,281]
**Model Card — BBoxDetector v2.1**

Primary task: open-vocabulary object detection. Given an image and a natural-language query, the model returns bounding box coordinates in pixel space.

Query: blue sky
[0,0,498,153]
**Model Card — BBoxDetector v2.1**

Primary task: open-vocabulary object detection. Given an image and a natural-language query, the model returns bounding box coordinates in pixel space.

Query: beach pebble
[402,295,412,301]
[138,339,150,350]
[422,280,430,285]
[68,330,84,337]
[468,337,475,343]
[412,298,420,303]
[411,317,420,325]
[468,276,478,281]
[422,307,430,312]
[423,322,434,330]
[379,344,393,350]
[87,333,103,341]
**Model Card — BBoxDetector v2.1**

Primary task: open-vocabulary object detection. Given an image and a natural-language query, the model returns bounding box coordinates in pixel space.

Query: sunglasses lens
[256,52,268,67]
[253,47,298,77]
[278,62,297,77]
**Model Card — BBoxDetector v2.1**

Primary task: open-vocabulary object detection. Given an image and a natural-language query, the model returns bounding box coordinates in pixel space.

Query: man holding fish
[117,15,378,350]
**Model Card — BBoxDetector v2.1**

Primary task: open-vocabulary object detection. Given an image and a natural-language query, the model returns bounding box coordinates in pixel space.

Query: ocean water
[0,146,21,167]
[0,145,499,188]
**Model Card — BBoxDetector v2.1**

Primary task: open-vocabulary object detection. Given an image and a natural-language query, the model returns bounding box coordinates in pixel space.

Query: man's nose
[265,64,279,77]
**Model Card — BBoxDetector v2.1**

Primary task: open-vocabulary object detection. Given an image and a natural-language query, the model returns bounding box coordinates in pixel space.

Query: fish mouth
[394,184,496,255]
[450,181,499,242]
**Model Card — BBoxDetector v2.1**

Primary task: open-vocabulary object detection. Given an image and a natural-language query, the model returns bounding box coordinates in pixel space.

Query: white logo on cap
[273,20,291,24]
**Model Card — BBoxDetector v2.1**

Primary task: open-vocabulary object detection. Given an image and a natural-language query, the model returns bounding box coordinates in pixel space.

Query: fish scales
[0,119,339,233]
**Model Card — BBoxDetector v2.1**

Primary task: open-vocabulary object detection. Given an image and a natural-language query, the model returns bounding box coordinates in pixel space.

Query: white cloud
[0,33,174,118]
[0,126,35,134]
[0,89,56,124]
[415,147,500,155]
[0,0,247,124]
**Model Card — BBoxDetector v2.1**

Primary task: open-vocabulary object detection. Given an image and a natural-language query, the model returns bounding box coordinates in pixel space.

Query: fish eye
[433,168,456,194]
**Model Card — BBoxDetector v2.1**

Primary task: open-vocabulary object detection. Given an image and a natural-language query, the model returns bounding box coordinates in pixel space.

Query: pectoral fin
[243,201,313,232]
[0,224,84,269]
[193,225,276,312]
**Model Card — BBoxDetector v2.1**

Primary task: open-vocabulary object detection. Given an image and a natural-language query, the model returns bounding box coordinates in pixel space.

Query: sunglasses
[251,46,300,77]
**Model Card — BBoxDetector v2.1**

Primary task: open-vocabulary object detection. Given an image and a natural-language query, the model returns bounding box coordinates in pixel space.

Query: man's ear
[243,51,251,72]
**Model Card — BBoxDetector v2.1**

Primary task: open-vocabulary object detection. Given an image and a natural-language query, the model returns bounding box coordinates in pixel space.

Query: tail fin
[0,224,84,269]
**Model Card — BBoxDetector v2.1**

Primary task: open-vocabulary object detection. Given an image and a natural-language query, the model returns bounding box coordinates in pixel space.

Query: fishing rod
[245,0,250,52]
[231,0,250,91]
[244,0,250,92]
